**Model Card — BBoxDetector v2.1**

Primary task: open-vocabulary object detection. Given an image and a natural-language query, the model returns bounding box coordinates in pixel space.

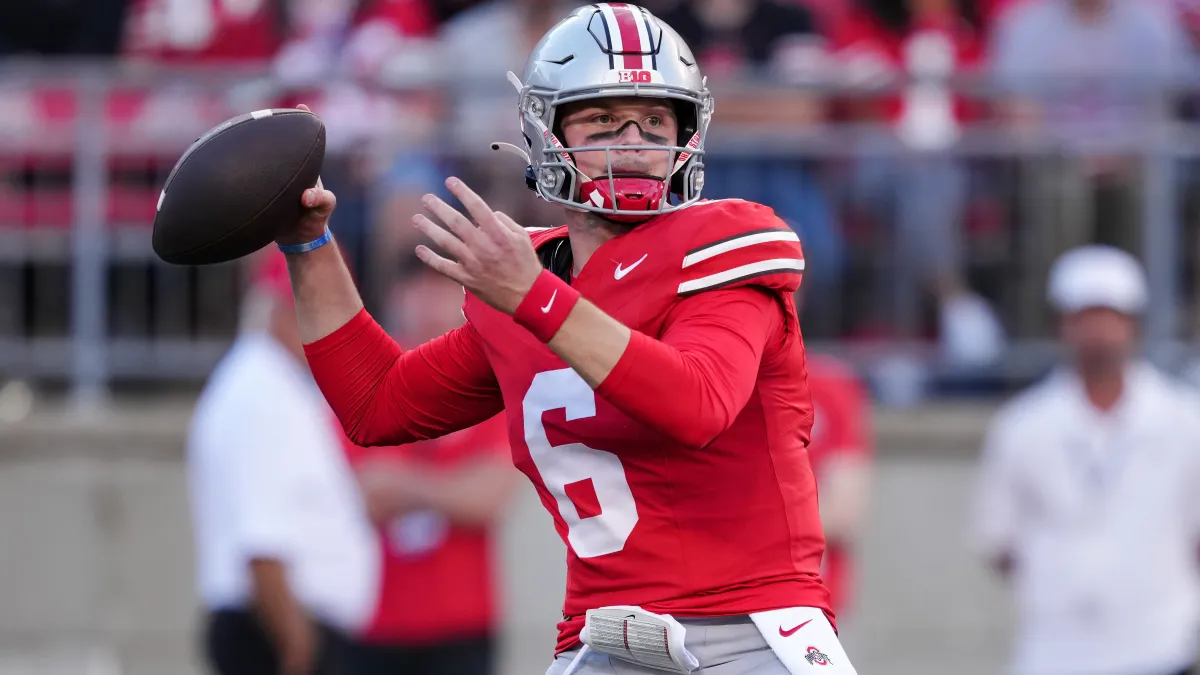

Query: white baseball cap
[1047,245,1148,315]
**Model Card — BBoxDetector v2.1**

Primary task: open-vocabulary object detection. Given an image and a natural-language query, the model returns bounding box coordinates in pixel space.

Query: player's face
[558,97,679,182]
[1060,307,1137,373]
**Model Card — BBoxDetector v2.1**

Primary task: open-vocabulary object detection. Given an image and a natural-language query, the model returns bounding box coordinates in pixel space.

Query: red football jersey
[463,199,832,653]
[804,354,874,615]
[344,414,508,645]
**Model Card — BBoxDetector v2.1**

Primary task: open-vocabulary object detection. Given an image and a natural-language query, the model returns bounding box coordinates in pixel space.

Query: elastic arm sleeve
[595,287,781,448]
[304,308,505,446]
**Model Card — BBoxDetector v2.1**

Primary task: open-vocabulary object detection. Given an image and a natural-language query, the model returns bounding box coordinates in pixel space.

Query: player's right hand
[275,104,338,248]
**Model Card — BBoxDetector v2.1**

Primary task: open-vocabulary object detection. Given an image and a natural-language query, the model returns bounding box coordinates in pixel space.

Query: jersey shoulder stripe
[683,227,801,268]
[678,257,806,295]
[675,201,805,296]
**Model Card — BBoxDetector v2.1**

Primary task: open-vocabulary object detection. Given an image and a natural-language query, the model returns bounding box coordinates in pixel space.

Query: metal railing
[1,62,1198,406]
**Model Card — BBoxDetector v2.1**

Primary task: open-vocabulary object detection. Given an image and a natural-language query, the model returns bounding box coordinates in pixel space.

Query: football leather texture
[152,108,325,265]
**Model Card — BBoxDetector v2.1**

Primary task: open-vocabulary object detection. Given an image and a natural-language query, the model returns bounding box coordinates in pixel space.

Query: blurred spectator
[656,0,843,320]
[439,0,578,148]
[972,245,1200,675]
[343,257,516,675]
[0,0,129,56]
[436,0,581,228]
[272,0,437,86]
[426,0,490,23]
[1176,0,1200,50]
[805,354,874,617]
[122,0,286,63]
[992,0,1194,332]
[831,0,1005,367]
[660,0,828,86]
[187,249,378,675]
[272,0,442,314]
[994,0,1193,135]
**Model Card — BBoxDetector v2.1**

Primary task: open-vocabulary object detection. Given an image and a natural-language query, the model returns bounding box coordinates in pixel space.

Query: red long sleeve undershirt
[304,310,504,447]
[596,287,781,447]
[305,287,782,449]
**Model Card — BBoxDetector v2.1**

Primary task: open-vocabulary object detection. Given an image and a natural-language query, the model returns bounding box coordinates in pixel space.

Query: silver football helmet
[492,3,713,223]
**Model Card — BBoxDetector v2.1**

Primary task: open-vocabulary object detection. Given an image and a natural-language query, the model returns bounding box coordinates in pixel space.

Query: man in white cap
[972,244,1200,675]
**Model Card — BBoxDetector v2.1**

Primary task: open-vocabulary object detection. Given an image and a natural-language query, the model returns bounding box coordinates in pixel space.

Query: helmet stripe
[631,7,652,65]
[597,4,627,68]
[639,7,658,69]
[590,4,616,68]
[606,3,645,69]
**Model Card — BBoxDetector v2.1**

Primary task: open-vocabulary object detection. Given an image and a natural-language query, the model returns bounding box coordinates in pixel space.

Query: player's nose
[615,121,649,145]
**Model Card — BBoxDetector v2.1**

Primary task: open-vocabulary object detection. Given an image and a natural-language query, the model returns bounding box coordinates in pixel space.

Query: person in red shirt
[271,4,857,673]
[831,0,1007,368]
[340,258,517,675]
[804,355,875,616]
[121,0,285,64]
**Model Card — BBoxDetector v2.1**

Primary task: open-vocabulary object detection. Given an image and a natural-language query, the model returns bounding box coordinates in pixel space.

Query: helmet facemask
[496,72,713,224]
[489,3,713,223]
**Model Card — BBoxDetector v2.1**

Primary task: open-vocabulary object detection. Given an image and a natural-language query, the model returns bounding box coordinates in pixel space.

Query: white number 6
[523,369,639,558]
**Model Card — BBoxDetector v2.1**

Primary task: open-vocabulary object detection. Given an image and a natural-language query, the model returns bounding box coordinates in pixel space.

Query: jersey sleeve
[304,308,505,447]
[676,200,805,297]
[595,286,783,448]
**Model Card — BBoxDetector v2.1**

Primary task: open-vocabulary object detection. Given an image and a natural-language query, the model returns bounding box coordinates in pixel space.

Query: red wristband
[513,269,580,342]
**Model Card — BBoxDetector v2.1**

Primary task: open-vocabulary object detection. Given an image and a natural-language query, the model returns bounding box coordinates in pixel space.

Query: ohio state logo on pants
[805,646,831,666]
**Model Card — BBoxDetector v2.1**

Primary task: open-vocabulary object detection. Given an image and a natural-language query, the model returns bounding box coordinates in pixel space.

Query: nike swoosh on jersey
[614,254,649,280]
[778,619,812,637]
[541,289,558,313]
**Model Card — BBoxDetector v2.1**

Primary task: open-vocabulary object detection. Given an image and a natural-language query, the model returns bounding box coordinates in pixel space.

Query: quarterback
[277,4,856,674]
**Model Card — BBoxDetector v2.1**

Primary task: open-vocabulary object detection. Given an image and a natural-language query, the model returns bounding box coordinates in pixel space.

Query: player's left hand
[412,177,543,315]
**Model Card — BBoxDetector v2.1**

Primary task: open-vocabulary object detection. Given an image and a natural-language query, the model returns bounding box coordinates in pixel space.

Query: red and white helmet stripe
[596,3,656,70]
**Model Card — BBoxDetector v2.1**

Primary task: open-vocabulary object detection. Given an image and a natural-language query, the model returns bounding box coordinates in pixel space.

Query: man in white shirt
[187,249,378,675]
[973,244,1200,675]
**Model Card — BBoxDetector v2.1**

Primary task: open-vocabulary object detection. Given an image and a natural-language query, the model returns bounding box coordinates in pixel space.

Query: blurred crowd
[2,0,1200,390]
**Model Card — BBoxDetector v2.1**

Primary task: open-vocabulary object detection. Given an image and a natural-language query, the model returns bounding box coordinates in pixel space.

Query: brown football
[152,108,325,265]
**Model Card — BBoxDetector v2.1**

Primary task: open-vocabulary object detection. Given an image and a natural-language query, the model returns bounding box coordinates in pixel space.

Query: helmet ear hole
[672,100,697,145]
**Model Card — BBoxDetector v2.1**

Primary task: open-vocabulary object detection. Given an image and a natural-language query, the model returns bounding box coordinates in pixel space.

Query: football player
[276,4,857,673]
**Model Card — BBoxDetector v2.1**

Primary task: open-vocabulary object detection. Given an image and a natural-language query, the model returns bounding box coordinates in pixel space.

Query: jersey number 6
[523,368,639,559]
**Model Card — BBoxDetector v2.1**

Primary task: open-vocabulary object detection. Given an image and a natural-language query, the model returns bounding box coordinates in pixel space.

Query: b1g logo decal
[618,70,653,83]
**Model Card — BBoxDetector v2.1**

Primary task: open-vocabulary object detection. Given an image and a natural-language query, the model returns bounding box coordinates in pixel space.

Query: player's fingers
[444,177,504,234]
[411,214,473,263]
[421,194,483,245]
[302,188,336,215]
[415,244,468,285]
[297,104,312,113]
[494,211,526,236]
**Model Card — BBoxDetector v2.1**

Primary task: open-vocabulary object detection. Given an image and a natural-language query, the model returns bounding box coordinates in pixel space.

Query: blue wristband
[277,226,332,254]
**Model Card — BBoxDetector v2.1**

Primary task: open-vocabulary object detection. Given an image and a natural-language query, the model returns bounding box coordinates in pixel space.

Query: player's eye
[593,113,615,124]
[645,115,664,127]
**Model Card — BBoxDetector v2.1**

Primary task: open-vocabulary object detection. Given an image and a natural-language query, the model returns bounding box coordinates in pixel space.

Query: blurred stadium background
[0,0,1198,673]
